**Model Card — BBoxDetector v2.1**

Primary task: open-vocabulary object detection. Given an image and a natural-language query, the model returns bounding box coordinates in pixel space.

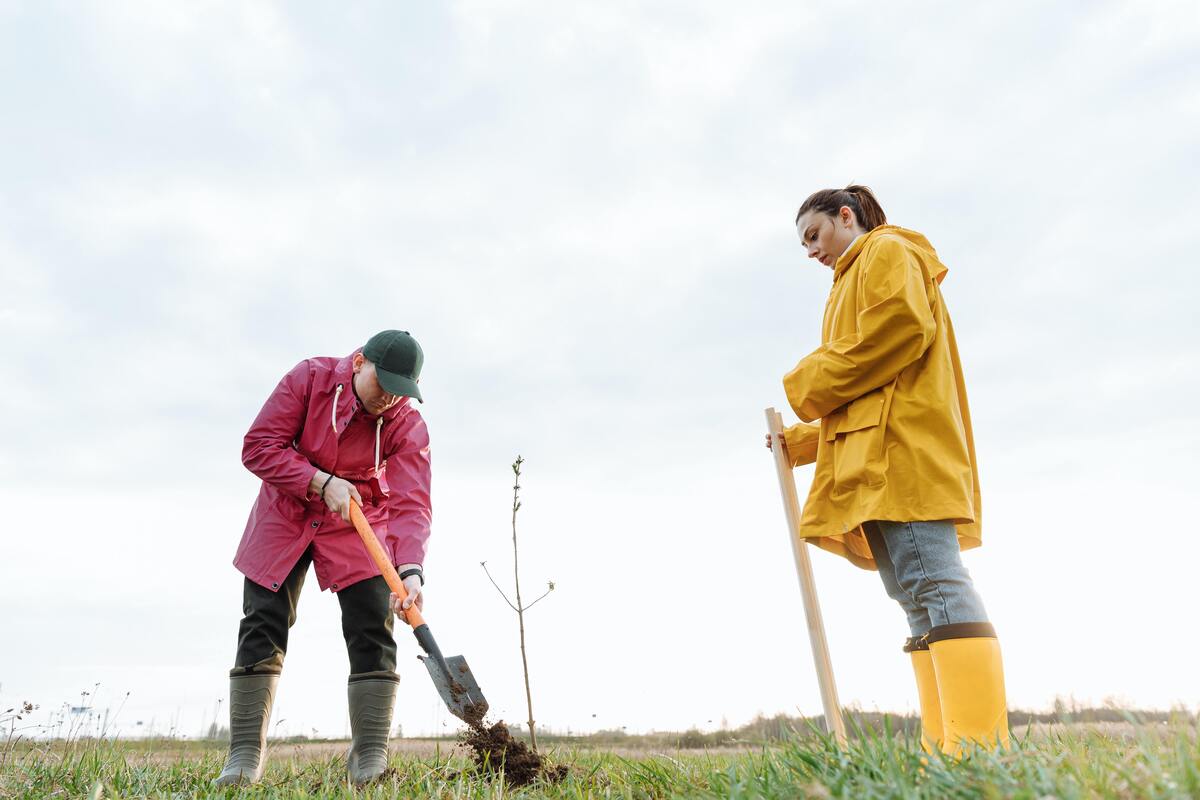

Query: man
[216,330,432,786]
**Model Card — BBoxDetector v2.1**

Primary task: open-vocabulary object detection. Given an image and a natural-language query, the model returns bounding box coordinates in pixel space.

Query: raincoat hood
[835,225,948,286]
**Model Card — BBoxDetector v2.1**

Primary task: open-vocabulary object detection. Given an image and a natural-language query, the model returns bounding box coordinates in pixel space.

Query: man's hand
[389,574,424,621]
[310,470,364,522]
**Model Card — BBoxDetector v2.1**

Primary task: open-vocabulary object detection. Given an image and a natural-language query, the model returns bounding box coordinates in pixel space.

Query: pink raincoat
[234,353,432,593]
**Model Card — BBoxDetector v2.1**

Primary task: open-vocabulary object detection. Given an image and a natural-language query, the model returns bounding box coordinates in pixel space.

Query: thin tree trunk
[511,458,538,752]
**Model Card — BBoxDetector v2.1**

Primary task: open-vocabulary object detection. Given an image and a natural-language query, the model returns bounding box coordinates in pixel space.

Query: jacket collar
[832,231,873,280]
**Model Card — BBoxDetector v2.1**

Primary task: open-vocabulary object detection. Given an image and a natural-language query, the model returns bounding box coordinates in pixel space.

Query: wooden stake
[765,407,847,745]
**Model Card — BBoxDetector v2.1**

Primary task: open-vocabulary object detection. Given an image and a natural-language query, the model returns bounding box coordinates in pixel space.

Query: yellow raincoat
[781,225,981,570]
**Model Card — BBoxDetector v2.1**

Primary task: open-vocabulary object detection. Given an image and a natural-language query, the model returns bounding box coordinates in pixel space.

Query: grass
[2,717,1198,799]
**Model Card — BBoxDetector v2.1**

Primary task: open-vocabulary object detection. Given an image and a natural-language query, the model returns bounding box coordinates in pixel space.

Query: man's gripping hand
[390,568,424,621]
[310,470,364,522]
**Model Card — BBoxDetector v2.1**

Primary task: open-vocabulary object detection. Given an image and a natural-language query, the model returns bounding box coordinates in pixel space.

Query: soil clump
[461,720,568,787]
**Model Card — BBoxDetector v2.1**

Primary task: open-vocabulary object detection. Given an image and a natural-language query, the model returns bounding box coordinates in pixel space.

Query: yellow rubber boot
[905,638,942,753]
[928,623,1011,756]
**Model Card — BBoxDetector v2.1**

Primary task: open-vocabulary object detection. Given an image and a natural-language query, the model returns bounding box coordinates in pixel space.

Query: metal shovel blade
[419,654,488,725]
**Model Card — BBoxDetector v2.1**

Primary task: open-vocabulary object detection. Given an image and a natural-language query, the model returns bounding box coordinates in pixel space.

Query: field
[2,717,1198,799]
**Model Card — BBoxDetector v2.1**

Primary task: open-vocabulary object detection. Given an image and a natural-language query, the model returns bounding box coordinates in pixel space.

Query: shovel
[348,500,489,726]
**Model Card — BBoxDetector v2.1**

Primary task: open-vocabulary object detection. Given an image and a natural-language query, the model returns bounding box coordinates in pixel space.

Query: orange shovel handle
[348,500,425,629]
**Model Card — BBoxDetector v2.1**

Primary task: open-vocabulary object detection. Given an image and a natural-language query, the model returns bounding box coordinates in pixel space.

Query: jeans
[231,546,399,676]
[864,520,990,637]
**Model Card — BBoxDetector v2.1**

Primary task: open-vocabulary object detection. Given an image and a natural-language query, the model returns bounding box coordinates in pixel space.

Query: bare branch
[480,560,518,611]
[521,584,555,612]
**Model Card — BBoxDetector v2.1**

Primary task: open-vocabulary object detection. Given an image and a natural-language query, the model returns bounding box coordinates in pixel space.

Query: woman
[769,185,1009,754]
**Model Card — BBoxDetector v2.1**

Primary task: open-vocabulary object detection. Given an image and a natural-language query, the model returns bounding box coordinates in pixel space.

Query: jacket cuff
[278,469,319,502]
[389,537,427,568]
[782,423,820,467]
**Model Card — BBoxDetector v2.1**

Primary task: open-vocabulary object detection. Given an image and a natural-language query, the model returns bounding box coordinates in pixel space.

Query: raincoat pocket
[272,491,306,521]
[825,387,890,491]
[824,390,885,441]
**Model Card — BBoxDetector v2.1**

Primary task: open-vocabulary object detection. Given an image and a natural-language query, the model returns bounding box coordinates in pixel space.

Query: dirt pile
[461,721,568,787]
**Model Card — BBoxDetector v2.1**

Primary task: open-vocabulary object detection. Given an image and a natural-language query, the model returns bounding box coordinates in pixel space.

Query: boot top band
[926,622,997,644]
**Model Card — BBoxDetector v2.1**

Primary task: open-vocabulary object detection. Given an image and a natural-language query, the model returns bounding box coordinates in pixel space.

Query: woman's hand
[389,574,424,621]
[764,433,788,454]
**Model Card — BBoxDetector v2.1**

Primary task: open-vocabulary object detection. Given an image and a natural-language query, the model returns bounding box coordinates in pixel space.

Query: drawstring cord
[331,383,344,433]
[374,416,383,473]
[333,381,383,473]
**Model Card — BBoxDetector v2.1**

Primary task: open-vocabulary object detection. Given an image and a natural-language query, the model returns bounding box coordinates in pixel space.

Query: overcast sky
[2,0,1198,740]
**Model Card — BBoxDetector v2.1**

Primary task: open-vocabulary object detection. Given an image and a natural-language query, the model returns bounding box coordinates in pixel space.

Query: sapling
[481,456,554,752]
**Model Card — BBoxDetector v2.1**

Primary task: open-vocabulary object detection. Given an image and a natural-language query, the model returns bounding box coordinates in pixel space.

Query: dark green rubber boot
[346,672,400,784]
[214,673,279,786]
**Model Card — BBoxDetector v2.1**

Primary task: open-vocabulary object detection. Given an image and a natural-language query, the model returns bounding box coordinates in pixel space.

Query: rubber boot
[928,623,1011,756]
[904,636,942,753]
[214,672,280,786]
[346,672,400,784]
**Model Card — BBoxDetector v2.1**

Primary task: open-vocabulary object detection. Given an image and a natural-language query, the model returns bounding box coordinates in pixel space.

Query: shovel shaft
[348,500,426,629]
[765,407,847,745]
[348,503,488,724]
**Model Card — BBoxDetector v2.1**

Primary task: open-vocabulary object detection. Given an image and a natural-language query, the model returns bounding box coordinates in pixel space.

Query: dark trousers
[231,547,398,676]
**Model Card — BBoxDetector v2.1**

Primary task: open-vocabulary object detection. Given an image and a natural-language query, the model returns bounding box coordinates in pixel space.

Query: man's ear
[352,351,365,372]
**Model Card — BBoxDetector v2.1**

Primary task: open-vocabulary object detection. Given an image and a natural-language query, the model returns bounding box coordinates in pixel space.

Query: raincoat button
[311,521,320,528]
[332,583,338,590]
[271,582,279,589]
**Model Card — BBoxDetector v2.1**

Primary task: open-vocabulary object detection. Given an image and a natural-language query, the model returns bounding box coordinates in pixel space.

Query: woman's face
[796,206,863,269]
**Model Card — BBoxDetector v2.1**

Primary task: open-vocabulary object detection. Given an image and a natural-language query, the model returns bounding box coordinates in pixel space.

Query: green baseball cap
[362,330,424,403]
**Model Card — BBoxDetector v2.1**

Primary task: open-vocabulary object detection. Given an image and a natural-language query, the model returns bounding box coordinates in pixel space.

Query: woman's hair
[795,184,887,231]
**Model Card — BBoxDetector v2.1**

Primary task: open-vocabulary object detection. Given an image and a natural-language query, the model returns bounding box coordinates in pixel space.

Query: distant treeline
[529,704,1198,749]
[195,704,1198,747]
